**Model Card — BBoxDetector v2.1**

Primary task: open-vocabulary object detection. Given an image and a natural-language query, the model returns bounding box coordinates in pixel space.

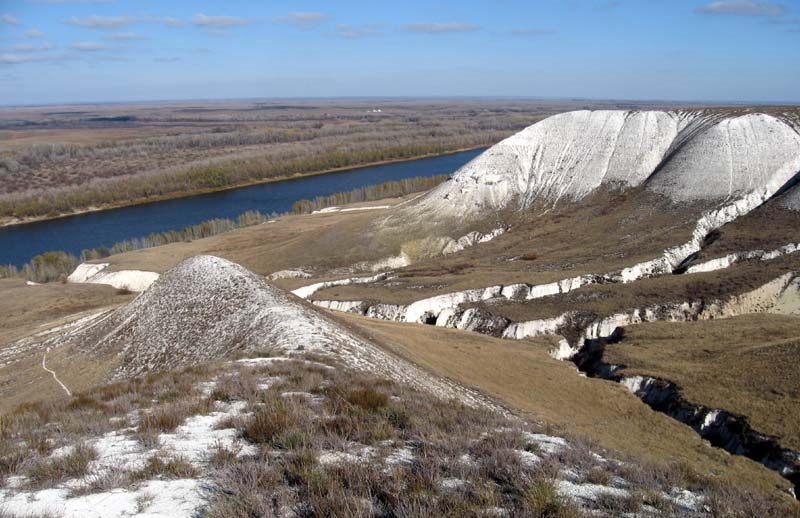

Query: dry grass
[139,397,213,434]
[208,352,797,517]
[313,188,708,305]
[0,362,222,491]
[0,349,796,516]
[332,311,796,499]
[26,443,97,489]
[128,455,200,482]
[207,357,591,518]
[605,313,800,450]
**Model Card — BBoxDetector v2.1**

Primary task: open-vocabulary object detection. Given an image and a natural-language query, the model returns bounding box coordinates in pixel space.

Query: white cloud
[192,13,248,28]
[279,11,327,28]
[69,41,106,51]
[0,52,71,64]
[334,23,382,38]
[155,56,181,62]
[404,22,479,34]
[12,42,55,52]
[26,28,45,38]
[105,32,144,41]
[696,1,786,16]
[66,15,136,29]
[155,16,185,28]
[1,14,20,26]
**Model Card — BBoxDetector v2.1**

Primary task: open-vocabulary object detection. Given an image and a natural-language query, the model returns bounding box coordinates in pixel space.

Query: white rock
[68,262,159,292]
[406,110,800,221]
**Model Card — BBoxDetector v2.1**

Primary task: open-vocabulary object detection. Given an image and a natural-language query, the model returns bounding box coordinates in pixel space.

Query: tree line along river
[0,148,483,267]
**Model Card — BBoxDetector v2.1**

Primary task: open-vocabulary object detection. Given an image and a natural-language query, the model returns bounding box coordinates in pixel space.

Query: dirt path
[42,348,71,397]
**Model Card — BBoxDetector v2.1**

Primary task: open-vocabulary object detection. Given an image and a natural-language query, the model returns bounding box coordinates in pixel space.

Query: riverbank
[0,146,486,229]
[0,149,481,268]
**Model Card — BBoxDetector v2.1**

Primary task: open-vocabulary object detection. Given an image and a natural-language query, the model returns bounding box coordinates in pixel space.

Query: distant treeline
[291,174,449,214]
[1,174,447,283]
[1,251,80,284]
[0,140,487,220]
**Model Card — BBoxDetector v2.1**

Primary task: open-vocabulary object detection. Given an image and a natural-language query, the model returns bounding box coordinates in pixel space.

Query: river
[0,149,483,267]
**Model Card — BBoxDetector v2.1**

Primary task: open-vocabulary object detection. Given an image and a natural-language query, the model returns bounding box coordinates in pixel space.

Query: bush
[242,399,309,448]
[27,443,97,488]
[129,455,199,481]
[346,387,389,412]
[23,251,78,283]
[0,264,19,279]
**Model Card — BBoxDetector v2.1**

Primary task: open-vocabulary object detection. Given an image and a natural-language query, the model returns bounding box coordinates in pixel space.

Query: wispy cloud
[105,32,144,41]
[69,41,106,51]
[404,22,479,34]
[0,52,72,64]
[155,16,185,28]
[1,14,20,26]
[192,13,248,28]
[155,56,181,63]
[66,15,136,29]
[510,28,555,36]
[767,16,800,31]
[12,42,55,52]
[334,23,382,38]
[696,1,786,16]
[25,28,45,38]
[279,11,327,28]
[93,55,131,62]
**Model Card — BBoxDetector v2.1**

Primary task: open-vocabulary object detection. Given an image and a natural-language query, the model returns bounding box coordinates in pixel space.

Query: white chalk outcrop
[302,239,799,331]
[267,268,312,280]
[290,272,393,300]
[551,272,800,360]
[67,262,159,292]
[686,242,799,274]
[408,110,800,220]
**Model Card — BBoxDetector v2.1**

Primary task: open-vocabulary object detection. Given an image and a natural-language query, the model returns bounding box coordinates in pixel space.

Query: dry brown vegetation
[332,312,796,500]
[0,322,796,515]
[605,314,800,451]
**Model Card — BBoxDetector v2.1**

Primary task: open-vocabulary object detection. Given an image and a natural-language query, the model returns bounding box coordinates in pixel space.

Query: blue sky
[0,0,798,105]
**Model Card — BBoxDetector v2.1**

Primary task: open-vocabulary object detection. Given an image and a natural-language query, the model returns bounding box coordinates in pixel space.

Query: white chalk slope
[51,255,493,407]
[411,110,800,218]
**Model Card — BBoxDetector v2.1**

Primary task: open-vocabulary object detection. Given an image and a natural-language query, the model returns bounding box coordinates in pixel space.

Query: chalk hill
[409,110,800,219]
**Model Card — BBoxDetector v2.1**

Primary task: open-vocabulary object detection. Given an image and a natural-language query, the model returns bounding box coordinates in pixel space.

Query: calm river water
[0,148,483,267]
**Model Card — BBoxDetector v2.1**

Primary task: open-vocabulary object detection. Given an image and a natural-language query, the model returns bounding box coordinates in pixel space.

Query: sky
[0,0,798,105]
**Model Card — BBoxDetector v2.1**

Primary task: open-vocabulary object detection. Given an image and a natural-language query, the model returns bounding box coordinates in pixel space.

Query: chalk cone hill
[67,256,360,377]
[409,110,800,219]
[43,256,485,404]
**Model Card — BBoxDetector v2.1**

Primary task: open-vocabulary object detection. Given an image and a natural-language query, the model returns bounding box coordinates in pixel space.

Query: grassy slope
[332,312,793,497]
[605,314,800,451]
[0,278,131,412]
